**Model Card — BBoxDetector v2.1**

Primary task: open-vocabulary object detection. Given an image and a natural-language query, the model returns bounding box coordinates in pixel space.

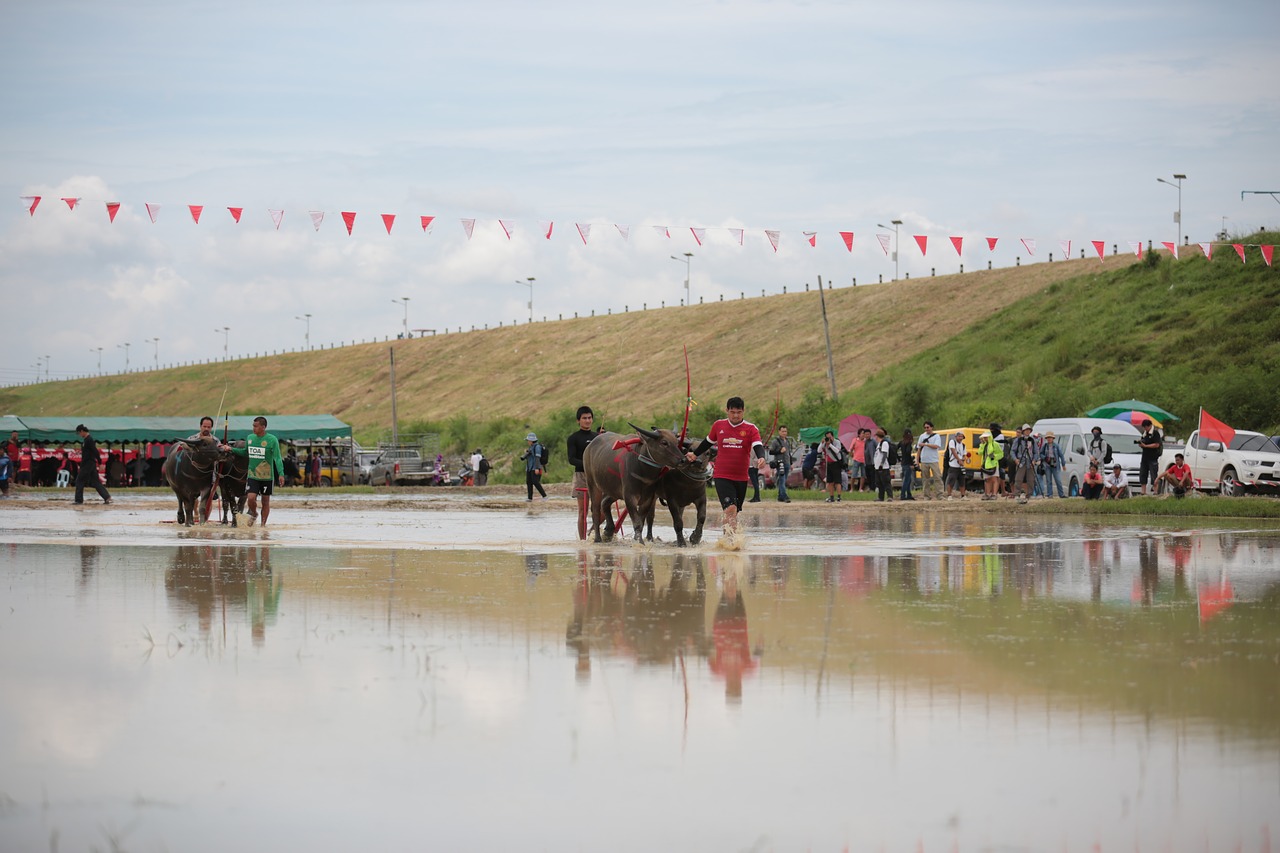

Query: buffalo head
[629,424,687,469]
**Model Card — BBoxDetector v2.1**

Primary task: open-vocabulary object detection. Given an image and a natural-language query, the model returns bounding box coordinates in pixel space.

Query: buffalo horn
[630,423,661,440]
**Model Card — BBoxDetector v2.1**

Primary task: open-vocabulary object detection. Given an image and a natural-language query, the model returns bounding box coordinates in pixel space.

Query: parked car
[356,450,380,485]
[369,449,431,486]
[1175,429,1280,495]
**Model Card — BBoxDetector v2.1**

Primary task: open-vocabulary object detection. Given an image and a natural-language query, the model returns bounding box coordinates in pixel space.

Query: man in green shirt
[227,416,284,526]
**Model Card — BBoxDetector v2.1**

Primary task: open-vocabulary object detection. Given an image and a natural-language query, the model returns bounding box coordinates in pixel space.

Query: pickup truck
[1176,429,1280,495]
[370,449,433,486]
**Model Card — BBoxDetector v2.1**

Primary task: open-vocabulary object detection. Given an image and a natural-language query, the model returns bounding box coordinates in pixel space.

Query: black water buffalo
[650,453,711,546]
[163,439,237,526]
[584,425,702,546]
[215,442,250,526]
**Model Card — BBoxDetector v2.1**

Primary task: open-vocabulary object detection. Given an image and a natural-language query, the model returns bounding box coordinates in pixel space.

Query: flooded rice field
[1,493,1278,851]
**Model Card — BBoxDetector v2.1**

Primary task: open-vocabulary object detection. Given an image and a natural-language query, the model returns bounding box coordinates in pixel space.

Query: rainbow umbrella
[1112,411,1162,428]
[1086,399,1179,422]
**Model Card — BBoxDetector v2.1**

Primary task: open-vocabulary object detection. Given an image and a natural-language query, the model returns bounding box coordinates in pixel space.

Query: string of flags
[16,194,1276,266]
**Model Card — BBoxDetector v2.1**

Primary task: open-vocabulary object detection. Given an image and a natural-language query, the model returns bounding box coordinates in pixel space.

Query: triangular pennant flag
[839,231,854,252]
[341,211,356,235]
[1128,240,1142,257]
[652,225,670,239]
[804,231,817,247]
[1198,242,1212,260]
[498,219,513,240]
[614,224,630,241]
[950,236,964,256]
[540,221,554,239]
[382,213,396,235]
[420,215,435,232]
[1161,241,1178,259]
[269,208,284,230]
[106,202,120,223]
[1092,240,1106,260]
[730,228,745,246]
[986,237,998,251]
[576,223,591,245]
[1058,240,1071,259]
[691,227,705,247]
[1263,245,1274,267]
[914,235,928,255]
[228,207,243,223]
[188,204,203,224]
[764,229,780,253]
[877,233,891,256]
[1199,409,1236,447]
[310,211,326,232]
[61,197,80,211]
[21,196,41,216]
[1233,243,1245,263]
[461,218,475,240]
[145,203,161,224]
[1020,238,1036,256]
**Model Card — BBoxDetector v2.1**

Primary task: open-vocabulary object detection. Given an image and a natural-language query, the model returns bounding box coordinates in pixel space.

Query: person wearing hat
[1040,431,1066,497]
[1087,425,1112,471]
[1137,418,1164,495]
[520,432,547,501]
[1008,423,1038,503]
[977,430,1003,500]
[1103,463,1129,499]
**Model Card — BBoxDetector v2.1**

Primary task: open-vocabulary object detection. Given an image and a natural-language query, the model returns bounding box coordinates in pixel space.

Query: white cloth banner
[615,224,629,241]
[652,225,670,239]
[1128,241,1142,256]
[461,218,475,240]
[269,209,284,231]
[877,233,891,256]
[1020,238,1036,256]
[498,219,513,240]
[1199,241,1212,260]
[1058,240,1071,259]
[729,228,744,246]
[576,223,591,244]
[764,230,780,253]
[146,203,161,224]
[310,211,325,231]
[690,227,705,246]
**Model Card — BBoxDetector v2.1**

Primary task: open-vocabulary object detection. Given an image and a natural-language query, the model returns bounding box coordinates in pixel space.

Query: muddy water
[1,497,1277,851]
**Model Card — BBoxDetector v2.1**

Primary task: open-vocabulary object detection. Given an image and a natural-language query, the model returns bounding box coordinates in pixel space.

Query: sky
[2,0,1278,385]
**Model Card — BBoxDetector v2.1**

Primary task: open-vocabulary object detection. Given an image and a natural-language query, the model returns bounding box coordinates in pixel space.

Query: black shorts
[248,478,274,496]
[825,462,844,484]
[713,478,749,510]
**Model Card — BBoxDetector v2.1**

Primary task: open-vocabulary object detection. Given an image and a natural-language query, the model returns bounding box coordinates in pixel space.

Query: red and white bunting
[461,218,475,240]
[1020,238,1036,256]
[382,214,396,235]
[691,227,705,247]
[950,236,963,256]
[341,211,356,235]
[62,197,80,211]
[576,223,591,245]
[106,202,120,223]
[145,203,161,224]
[1161,241,1178,259]
[839,231,854,252]
[804,231,817,247]
[877,233,891,256]
[1127,241,1142,257]
[764,230,780,253]
[420,215,435,232]
[188,204,203,224]
[228,207,243,223]
[653,225,670,239]
[21,196,41,216]
[498,219,513,240]
[310,211,326,232]
[1198,242,1213,260]
[1263,245,1275,267]
[540,221,554,240]
[269,209,284,231]
[986,237,998,251]
[615,224,629,241]
[730,228,745,246]
[1092,240,1106,260]
[914,235,928,256]
[1233,243,1246,263]
[1058,240,1071,259]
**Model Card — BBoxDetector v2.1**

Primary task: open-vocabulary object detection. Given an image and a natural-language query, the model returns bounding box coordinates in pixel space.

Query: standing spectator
[768,425,794,503]
[3,431,21,480]
[897,428,916,500]
[872,428,893,502]
[747,451,762,503]
[820,431,845,503]
[946,431,968,498]
[1087,426,1112,471]
[1137,418,1163,495]
[1082,462,1105,500]
[283,448,301,486]
[1041,431,1067,498]
[1103,464,1128,499]
[916,422,942,500]
[977,430,1003,501]
[310,451,322,488]
[0,445,11,497]
[225,416,284,526]
[683,396,768,534]
[471,448,489,487]
[1161,453,1194,497]
[849,429,866,492]
[73,424,112,505]
[1009,424,1038,503]
[521,432,547,501]
[566,406,597,537]
[801,443,819,491]
[862,430,878,493]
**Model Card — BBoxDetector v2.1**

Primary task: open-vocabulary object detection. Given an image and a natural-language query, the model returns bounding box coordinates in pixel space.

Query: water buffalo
[163,439,237,526]
[583,425,700,545]
[651,452,712,546]
[215,442,250,526]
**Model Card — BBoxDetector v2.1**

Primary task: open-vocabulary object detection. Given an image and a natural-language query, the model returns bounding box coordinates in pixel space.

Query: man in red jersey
[685,396,768,534]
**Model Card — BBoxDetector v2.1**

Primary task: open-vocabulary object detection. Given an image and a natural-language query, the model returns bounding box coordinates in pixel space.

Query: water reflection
[165,544,281,646]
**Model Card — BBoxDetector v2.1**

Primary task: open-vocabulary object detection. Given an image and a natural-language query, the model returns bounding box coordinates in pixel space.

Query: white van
[1032,417,1144,496]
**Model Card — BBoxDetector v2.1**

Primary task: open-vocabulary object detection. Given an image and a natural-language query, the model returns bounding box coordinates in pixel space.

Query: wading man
[684,396,767,535]
[226,416,283,526]
[566,406,597,538]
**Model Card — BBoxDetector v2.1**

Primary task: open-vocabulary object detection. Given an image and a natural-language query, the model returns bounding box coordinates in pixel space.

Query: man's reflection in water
[78,543,99,590]
[165,545,280,646]
[566,551,623,683]
[710,555,758,705]
[1138,536,1160,606]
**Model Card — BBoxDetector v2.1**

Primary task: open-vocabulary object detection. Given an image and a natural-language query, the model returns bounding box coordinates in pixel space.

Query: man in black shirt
[74,424,112,505]
[1138,418,1163,495]
[566,406,597,539]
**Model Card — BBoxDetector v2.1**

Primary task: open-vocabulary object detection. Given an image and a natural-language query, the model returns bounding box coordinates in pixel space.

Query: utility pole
[389,347,399,450]
[816,276,838,402]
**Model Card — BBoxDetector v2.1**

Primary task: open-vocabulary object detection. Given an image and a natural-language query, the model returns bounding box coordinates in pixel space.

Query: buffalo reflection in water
[165,544,281,646]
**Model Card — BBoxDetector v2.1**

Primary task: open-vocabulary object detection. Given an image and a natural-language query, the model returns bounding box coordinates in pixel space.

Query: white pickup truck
[1176,429,1280,495]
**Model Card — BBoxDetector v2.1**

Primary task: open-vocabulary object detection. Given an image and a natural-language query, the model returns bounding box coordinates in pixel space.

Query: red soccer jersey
[707,418,762,482]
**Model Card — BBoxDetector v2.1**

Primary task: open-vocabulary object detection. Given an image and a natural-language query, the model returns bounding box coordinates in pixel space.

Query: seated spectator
[1103,464,1128,499]
[1082,462,1104,500]
[1161,453,1195,498]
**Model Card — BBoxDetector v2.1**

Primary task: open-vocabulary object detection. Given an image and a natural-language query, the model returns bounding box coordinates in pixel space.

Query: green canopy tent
[0,415,25,438]
[15,415,351,444]
[798,426,837,445]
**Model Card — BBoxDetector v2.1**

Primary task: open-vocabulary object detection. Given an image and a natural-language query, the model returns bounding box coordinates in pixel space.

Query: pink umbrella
[1112,411,1163,428]
[837,413,879,449]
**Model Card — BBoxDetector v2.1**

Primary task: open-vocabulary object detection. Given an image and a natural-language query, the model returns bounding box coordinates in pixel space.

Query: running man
[226,416,283,526]
[566,405,597,539]
[684,396,768,534]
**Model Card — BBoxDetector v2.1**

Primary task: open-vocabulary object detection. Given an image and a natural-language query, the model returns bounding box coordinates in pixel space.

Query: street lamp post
[877,220,903,281]
[296,313,312,349]
[43,355,51,382]
[392,297,410,338]
[118,342,130,370]
[90,347,103,373]
[149,337,160,368]
[214,327,229,358]
[516,278,534,323]
[1157,173,1187,245]
[670,252,693,304]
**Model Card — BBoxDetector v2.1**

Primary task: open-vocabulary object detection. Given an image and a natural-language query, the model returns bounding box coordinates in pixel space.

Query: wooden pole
[817,276,838,402]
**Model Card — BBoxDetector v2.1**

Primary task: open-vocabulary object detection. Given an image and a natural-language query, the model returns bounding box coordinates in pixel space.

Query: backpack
[1103,443,1113,465]
[478,457,490,474]
[539,443,549,466]
[887,441,899,467]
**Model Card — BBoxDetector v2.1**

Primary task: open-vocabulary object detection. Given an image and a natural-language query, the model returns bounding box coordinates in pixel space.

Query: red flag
[382,213,396,235]
[804,231,817,247]
[913,235,928,256]
[106,202,120,222]
[1128,241,1143,257]
[1162,241,1179,259]
[1198,579,1234,623]
[839,231,854,252]
[986,237,998,251]
[540,221,554,239]
[1092,240,1105,260]
[62,197,80,210]
[1233,243,1245,263]
[189,204,203,224]
[228,207,243,223]
[341,211,356,235]
[950,236,963,256]
[1198,242,1212,260]
[21,195,41,216]
[420,215,435,231]
[1263,245,1275,267]
[1199,409,1235,448]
